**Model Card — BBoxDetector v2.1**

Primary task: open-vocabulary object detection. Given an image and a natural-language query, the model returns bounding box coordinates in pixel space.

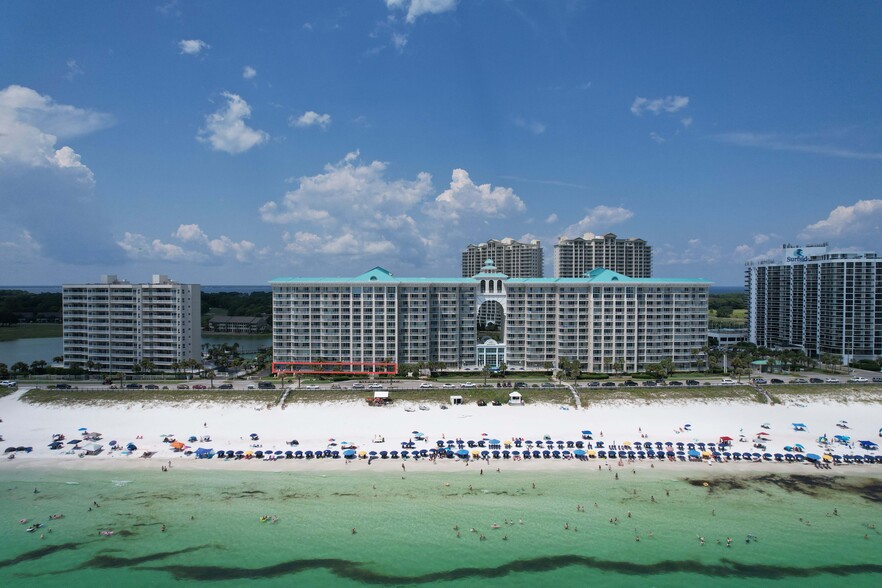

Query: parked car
[849,376,868,383]
[601,381,616,387]
[218,383,233,389]
[461,382,476,388]
[54,383,73,389]
[258,382,276,389]
[442,383,456,389]
[145,384,160,390]
[668,381,683,386]
[809,378,824,384]
[623,380,638,387]
[192,384,207,389]
[514,382,528,388]
[351,383,365,389]
[176,384,190,389]
[791,378,809,384]
[368,383,383,389]
[754,378,767,385]
[685,380,700,386]
[540,383,555,388]
[419,382,433,389]
[872,377,882,383]
[824,377,840,384]
[0,380,17,387]
[303,384,319,390]
[770,378,784,384]
[125,383,142,389]
[641,380,656,387]
[587,381,601,387]
[720,378,736,385]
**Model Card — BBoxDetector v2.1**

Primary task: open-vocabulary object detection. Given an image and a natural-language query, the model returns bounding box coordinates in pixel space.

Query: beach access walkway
[561,381,582,410]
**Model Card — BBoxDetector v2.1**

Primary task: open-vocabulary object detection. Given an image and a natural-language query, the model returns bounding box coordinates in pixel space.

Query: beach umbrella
[805,453,820,461]
[456,449,469,458]
[109,440,117,446]
[574,449,586,457]
[78,427,88,431]
[794,444,805,450]
[67,439,81,444]
[756,432,770,437]
[343,449,356,458]
[688,449,700,457]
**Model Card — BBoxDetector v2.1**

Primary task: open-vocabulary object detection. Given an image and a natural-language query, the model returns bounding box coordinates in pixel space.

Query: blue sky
[1,1,881,286]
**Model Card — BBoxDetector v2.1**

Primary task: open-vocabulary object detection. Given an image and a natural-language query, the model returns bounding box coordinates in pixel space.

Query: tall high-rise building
[746,244,882,363]
[271,263,709,374]
[462,238,543,278]
[63,274,201,373]
[554,232,652,278]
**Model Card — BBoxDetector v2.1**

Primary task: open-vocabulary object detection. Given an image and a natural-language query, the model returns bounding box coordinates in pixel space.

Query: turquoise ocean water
[1,466,879,587]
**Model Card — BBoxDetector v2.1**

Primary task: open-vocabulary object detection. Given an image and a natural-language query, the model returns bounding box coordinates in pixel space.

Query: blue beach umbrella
[806,453,821,461]
[456,449,469,458]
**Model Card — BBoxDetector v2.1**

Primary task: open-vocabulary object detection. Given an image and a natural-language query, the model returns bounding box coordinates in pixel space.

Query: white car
[824,377,840,384]
[419,382,433,389]
[461,382,476,388]
[719,378,736,385]
[368,383,383,389]
[849,376,868,383]
[304,384,320,390]
[442,383,456,389]
[0,380,16,387]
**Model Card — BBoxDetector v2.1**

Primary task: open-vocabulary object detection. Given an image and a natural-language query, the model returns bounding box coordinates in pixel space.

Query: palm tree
[11,361,29,375]
[53,355,64,364]
[205,369,216,388]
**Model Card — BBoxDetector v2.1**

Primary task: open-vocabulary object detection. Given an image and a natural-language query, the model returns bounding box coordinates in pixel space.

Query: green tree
[0,363,8,377]
[206,369,216,388]
[11,361,29,374]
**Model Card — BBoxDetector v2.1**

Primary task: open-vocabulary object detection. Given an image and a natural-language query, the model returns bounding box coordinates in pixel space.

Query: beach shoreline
[2,387,880,476]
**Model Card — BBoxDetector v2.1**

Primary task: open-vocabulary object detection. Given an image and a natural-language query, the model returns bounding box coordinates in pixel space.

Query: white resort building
[271,262,709,374]
[62,275,201,373]
[746,244,882,363]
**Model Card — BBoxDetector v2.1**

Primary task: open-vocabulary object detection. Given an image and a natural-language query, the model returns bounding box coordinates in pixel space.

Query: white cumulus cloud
[545,213,558,224]
[799,199,882,241]
[561,205,634,238]
[386,0,458,23]
[290,110,332,129]
[0,84,113,172]
[119,224,264,263]
[179,39,210,55]
[630,95,689,116]
[242,66,257,79]
[197,92,268,154]
[425,169,526,222]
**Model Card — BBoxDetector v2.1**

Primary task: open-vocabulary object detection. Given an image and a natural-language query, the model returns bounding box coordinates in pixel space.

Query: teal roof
[271,266,475,285]
[272,267,711,286]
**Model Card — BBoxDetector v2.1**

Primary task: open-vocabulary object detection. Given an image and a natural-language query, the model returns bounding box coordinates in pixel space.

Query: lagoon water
[1,466,879,587]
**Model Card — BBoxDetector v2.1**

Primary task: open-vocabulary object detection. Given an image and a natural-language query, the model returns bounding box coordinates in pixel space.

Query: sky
[1,1,881,287]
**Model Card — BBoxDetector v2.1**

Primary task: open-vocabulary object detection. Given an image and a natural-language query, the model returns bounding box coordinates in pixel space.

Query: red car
[192,384,207,390]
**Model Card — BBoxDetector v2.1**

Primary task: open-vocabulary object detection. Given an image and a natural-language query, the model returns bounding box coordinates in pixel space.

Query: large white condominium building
[63,275,201,373]
[554,232,652,278]
[271,262,709,374]
[746,244,882,363]
[462,238,544,278]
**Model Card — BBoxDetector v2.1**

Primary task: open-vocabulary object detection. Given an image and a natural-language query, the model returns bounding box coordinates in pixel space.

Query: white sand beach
[1,387,880,474]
